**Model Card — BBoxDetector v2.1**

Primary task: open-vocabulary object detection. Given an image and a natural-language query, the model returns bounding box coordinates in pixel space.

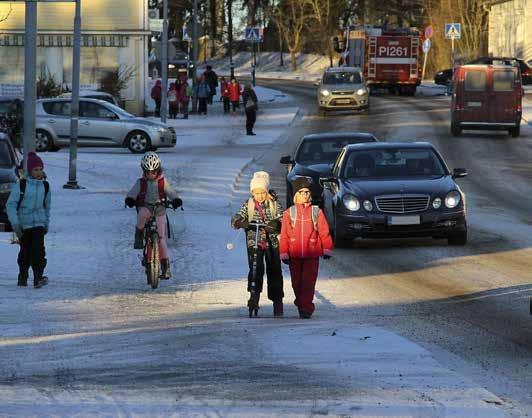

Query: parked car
[280,132,377,208]
[434,57,532,85]
[450,64,522,137]
[0,132,20,232]
[36,98,176,153]
[0,96,23,149]
[316,67,370,114]
[59,91,120,107]
[320,142,468,247]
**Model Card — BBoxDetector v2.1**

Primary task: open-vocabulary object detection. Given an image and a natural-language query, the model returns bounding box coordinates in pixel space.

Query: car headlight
[343,194,360,211]
[445,191,461,208]
[320,89,330,97]
[363,200,373,211]
[432,197,442,209]
[356,88,368,96]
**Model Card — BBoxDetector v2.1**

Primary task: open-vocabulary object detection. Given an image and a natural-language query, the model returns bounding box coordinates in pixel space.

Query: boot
[17,272,28,287]
[160,258,172,280]
[134,228,144,249]
[33,269,48,289]
[273,300,284,317]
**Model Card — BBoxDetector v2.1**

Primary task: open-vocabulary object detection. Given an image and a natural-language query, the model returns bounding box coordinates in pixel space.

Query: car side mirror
[280,155,293,164]
[319,176,337,187]
[452,168,468,178]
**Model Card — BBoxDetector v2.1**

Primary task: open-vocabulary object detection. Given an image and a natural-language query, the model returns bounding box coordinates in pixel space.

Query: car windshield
[342,148,446,178]
[322,72,362,85]
[295,137,373,165]
[0,141,14,167]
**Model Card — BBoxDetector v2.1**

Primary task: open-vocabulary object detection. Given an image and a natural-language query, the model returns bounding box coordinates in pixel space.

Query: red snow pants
[289,257,319,316]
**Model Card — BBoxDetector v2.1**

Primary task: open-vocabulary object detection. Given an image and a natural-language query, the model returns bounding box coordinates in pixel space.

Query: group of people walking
[231,172,333,319]
[150,65,259,135]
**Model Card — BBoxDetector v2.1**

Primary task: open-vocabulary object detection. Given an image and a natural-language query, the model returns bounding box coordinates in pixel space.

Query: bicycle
[248,222,268,317]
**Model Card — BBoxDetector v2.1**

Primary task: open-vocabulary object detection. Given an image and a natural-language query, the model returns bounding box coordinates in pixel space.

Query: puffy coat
[127,174,180,216]
[6,178,51,230]
[228,82,241,102]
[195,81,212,99]
[220,81,230,98]
[279,204,333,259]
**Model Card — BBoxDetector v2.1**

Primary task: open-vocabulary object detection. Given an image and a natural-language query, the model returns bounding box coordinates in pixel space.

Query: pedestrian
[228,78,242,116]
[167,82,179,119]
[203,65,219,105]
[177,76,191,119]
[6,152,51,288]
[231,171,284,317]
[151,80,162,116]
[220,76,231,114]
[242,83,258,136]
[279,177,333,319]
[195,75,212,115]
[124,152,183,282]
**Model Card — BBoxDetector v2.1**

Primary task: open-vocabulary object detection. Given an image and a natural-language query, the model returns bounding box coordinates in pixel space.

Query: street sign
[244,27,262,43]
[422,38,431,53]
[445,23,461,40]
[424,25,433,39]
[182,26,191,41]
[150,18,163,33]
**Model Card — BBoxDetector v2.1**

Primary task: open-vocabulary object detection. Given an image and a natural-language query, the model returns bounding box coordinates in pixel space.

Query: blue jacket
[195,82,212,98]
[6,178,51,230]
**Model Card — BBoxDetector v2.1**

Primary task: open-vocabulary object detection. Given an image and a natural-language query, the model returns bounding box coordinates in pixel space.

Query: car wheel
[451,123,462,137]
[333,215,351,248]
[509,125,520,138]
[448,230,467,246]
[35,129,53,152]
[126,131,151,153]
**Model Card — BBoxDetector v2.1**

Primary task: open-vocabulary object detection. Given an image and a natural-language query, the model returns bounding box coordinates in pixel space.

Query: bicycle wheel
[149,232,160,289]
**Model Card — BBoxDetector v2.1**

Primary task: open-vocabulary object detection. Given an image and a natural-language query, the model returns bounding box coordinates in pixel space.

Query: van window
[493,71,514,92]
[42,101,71,116]
[464,71,486,91]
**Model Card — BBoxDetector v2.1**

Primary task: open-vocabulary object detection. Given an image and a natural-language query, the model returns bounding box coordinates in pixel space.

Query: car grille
[332,91,355,95]
[375,195,430,213]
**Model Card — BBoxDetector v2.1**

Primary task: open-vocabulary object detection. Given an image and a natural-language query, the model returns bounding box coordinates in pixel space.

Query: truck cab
[451,64,522,137]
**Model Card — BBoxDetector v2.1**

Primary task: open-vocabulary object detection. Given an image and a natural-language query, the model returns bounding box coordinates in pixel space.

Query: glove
[266,219,280,234]
[323,254,332,260]
[12,224,22,239]
[282,258,290,265]
[171,198,183,209]
[125,197,136,208]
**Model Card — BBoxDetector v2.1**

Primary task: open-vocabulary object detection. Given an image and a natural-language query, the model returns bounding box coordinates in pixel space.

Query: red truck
[337,25,423,96]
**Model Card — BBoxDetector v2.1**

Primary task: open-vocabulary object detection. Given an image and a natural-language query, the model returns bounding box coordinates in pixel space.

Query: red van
[450,64,523,137]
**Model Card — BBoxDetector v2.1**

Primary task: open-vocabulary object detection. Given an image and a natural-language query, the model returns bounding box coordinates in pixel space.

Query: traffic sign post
[424,25,433,39]
[421,39,431,81]
[244,27,263,86]
[445,23,461,69]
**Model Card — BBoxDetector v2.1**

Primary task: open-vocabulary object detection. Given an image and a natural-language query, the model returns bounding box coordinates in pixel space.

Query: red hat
[27,152,44,172]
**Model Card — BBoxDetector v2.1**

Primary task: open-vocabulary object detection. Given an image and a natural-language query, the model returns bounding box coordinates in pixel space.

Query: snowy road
[0,84,530,416]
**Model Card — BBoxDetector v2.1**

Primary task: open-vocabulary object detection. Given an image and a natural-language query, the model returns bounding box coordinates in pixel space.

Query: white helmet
[141,151,161,172]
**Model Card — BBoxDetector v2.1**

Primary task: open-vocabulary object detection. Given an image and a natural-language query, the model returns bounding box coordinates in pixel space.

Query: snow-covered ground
[0,86,508,416]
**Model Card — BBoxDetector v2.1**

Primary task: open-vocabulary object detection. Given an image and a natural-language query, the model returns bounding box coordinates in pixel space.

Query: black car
[0,132,20,232]
[280,132,378,208]
[321,142,468,247]
[434,57,532,85]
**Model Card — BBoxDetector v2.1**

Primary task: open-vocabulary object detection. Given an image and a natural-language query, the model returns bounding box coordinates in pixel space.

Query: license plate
[388,215,420,225]
[336,99,351,104]
[466,101,482,107]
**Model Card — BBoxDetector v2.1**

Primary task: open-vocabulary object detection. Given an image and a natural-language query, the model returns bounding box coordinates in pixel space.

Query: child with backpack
[231,171,284,316]
[124,152,183,281]
[6,152,51,288]
[279,177,333,319]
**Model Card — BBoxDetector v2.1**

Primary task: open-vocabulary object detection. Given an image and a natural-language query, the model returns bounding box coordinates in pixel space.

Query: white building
[488,0,532,62]
[0,0,150,115]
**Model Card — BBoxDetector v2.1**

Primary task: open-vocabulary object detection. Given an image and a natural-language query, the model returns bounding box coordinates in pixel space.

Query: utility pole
[64,0,82,189]
[227,0,234,79]
[160,0,168,123]
[23,0,37,174]
[192,0,199,111]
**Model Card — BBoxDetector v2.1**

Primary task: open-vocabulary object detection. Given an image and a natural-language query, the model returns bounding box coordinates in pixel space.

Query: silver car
[36,98,176,153]
[316,67,370,114]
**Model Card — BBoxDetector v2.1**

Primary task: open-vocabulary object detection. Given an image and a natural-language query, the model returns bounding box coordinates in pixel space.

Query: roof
[302,132,377,141]
[324,67,362,73]
[344,141,434,151]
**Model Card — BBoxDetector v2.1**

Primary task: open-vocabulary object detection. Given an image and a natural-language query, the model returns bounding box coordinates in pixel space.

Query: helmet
[141,151,161,172]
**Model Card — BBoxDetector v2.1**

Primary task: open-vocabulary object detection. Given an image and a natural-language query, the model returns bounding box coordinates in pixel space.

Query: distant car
[321,142,468,247]
[434,57,532,85]
[0,132,20,232]
[316,67,370,114]
[280,132,378,208]
[35,98,176,153]
[60,91,120,107]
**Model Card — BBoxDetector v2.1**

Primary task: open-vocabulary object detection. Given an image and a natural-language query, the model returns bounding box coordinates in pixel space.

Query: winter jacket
[6,178,51,231]
[127,174,180,216]
[203,69,219,89]
[231,198,283,250]
[242,89,258,111]
[177,82,191,103]
[195,81,212,99]
[228,82,241,102]
[220,81,230,98]
[151,81,162,100]
[279,203,333,259]
[168,85,178,103]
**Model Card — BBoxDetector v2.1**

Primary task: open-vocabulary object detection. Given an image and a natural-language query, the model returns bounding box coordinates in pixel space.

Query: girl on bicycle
[125,152,182,281]
[230,171,284,316]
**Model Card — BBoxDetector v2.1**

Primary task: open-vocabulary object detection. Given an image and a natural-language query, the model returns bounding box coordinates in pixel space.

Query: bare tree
[0,2,13,24]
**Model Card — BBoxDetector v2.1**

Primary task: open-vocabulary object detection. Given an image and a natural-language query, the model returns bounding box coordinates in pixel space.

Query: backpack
[136,177,166,205]
[289,205,319,231]
[17,179,49,211]
[247,198,277,223]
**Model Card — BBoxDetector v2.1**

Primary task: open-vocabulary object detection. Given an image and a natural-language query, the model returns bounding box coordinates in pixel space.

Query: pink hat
[27,152,44,171]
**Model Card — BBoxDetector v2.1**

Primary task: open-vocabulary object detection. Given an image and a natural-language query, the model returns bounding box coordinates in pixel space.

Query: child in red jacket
[279,177,333,318]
